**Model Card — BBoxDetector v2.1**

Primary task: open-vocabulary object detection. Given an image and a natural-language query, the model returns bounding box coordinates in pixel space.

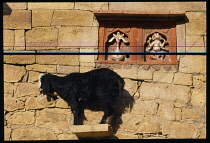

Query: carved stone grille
[97,20,178,65]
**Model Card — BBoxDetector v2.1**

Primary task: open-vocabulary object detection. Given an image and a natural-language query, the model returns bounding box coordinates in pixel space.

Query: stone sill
[94,10,186,21]
[71,124,113,139]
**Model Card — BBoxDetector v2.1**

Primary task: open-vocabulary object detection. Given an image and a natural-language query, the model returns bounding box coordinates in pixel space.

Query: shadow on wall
[3,3,12,15]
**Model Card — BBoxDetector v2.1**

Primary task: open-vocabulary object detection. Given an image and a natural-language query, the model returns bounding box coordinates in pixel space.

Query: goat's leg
[70,101,80,125]
[100,104,113,124]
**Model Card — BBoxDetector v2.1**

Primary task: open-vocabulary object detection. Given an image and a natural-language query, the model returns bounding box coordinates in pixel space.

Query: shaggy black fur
[39,68,125,125]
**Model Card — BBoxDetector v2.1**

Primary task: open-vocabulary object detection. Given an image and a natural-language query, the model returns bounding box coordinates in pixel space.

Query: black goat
[38,68,125,125]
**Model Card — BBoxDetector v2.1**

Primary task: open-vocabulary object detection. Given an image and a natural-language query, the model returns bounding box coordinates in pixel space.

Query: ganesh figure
[146,32,169,60]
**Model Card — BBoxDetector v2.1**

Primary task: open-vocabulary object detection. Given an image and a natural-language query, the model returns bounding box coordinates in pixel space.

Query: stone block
[83,110,104,125]
[28,2,74,9]
[186,12,206,35]
[174,108,182,121]
[162,122,198,138]
[14,83,40,97]
[4,64,26,82]
[182,109,201,121]
[26,27,58,50]
[186,35,206,53]
[11,128,57,140]
[137,69,153,80]
[4,52,35,64]
[109,2,206,12]
[113,66,138,79]
[4,2,27,9]
[3,10,31,29]
[35,108,72,133]
[56,98,69,109]
[140,82,160,100]
[75,2,108,11]
[193,74,206,89]
[4,127,11,141]
[36,54,79,66]
[14,30,25,50]
[25,96,56,110]
[80,48,95,63]
[4,97,24,111]
[137,121,160,134]
[70,124,113,138]
[57,65,79,74]
[159,101,176,120]
[153,71,174,83]
[124,79,138,96]
[179,55,206,74]
[191,88,206,107]
[4,82,13,95]
[114,134,139,139]
[3,30,14,50]
[131,100,158,115]
[26,64,56,73]
[173,72,192,86]
[80,66,95,73]
[28,71,41,82]
[51,10,94,26]
[32,10,53,27]
[57,134,78,140]
[7,111,35,125]
[58,26,98,48]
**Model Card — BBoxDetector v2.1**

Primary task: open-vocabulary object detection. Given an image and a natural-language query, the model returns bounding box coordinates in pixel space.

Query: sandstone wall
[3,2,206,140]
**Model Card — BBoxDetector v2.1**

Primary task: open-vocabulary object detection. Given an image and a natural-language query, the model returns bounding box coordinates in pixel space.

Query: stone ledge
[71,124,113,138]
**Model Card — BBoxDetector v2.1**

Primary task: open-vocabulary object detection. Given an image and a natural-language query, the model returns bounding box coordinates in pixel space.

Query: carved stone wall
[3,2,206,140]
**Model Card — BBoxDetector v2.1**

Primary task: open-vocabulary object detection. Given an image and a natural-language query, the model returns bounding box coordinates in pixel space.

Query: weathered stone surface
[3,10,31,29]
[186,12,206,35]
[199,128,206,139]
[114,66,138,79]
[4,126,11,141]
[12,128,57,140]
[159,101,176,120]
[140,82,160,100]
[36,53,79,66]
[28,2,74,9]
[58,27,98,48]
[174,108,182,121]
[191,88,206,107]
[4,97,24,111]
[4,52,35,64]
[4,2,27,9]
[32,10,53,27]
[75,2,108,11]
[26,64,56,73]
[153,71,174,83]
[71,124,112,138]
[35,108,72,133]
[57,134,78,140]
[83,110,104,125]
[124,79,138,96]
[131,100,158,115]
[80,48,95,63]
[80,66,95,73]
[7,111,35,125]
[28,71,40,82]
[57,65,80,74]
[4,82,13,95]
[26,27,58,50]
[25,96,56,110]
[56,98,69,109]
[186,35,206,53]
[4,64,26,82]
[14,30,25,50]
[137,121,160,133]
[137,69,153,80]
[173,72,192,86]
[182,109,201,121]
[114,134,139,139]
[109,2,206,11]
[193,74,206,89]
[14,83,40,97]
[52,10,94,26]
[179,55,206,74]
[3,30,14,50]
[162,122,198,138]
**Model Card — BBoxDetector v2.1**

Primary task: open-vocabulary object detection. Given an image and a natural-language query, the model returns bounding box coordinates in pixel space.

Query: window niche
[94,11,186,65]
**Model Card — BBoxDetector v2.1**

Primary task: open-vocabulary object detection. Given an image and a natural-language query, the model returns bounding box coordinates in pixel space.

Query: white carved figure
[146,32,169,60]
[108,31,129,61]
